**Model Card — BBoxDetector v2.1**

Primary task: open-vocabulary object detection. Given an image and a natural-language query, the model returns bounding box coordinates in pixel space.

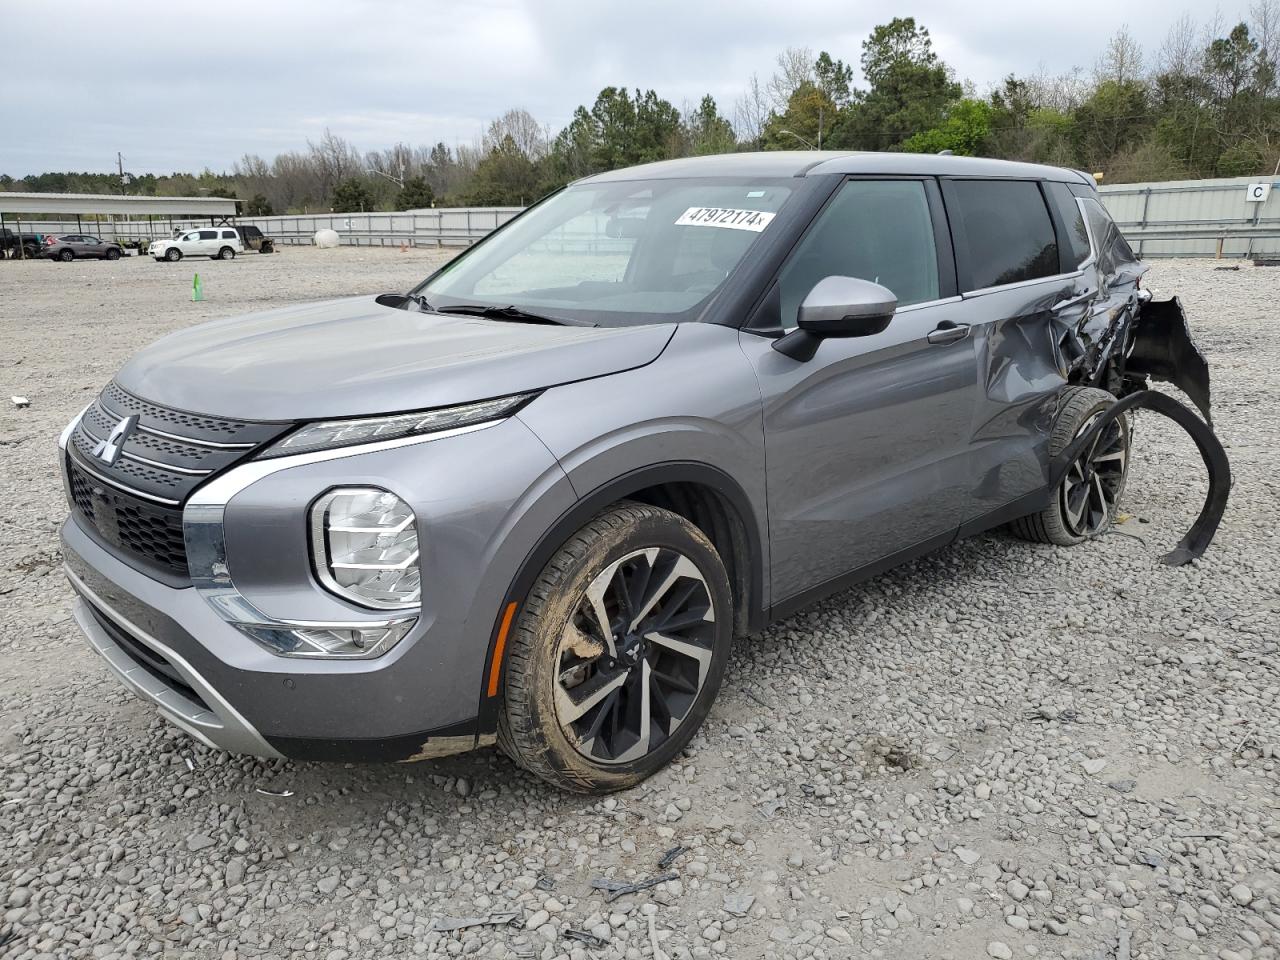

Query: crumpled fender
[1049,390,1230,565]
[1125,296,1213,425]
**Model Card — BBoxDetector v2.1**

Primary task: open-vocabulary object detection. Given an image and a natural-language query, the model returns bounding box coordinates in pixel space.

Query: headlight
[310,488,420,610]
[258,393,535,459]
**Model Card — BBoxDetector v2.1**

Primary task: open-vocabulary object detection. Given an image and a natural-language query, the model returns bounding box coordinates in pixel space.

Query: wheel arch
[476,461,766,734]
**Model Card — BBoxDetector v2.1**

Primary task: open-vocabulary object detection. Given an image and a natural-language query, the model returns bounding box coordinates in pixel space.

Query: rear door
[741,177,982,603]
[937,177,1087,520]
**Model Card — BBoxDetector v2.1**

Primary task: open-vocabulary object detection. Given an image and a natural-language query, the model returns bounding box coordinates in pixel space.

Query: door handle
[927,321,970,345]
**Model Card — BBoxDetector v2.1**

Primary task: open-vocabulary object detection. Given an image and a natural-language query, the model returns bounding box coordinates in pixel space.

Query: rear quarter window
[1080,197,1138,276]
[944,179,1060,291]
[1045,181,1092,268]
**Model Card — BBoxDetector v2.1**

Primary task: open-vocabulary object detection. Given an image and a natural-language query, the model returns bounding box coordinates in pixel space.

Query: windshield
[414,177,796,326]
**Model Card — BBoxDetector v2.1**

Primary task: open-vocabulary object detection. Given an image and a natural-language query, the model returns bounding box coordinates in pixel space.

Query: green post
[192,273,203,302]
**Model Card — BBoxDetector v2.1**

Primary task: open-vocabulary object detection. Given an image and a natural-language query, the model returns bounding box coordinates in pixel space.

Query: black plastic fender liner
[1048,390,1231,566]
[1127,297,1213,426]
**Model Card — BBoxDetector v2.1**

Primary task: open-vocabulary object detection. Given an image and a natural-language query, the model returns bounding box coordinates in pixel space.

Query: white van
[149,227,243,262]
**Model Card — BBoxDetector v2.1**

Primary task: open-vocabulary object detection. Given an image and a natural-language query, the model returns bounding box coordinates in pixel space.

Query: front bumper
[61,412,578,762]
[69,568,282,758]
[63,520,485,761]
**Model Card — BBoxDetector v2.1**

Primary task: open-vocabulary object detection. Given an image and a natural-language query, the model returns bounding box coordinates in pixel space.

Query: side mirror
[773,276,898,361]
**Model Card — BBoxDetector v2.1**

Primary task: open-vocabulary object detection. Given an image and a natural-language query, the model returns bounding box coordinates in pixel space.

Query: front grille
[67,456,189,575]
[66,382,289,577]
[101,381,274,441]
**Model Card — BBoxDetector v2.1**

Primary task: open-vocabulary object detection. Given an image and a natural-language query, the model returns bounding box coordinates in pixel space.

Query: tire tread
[1010,386,1127,546]
[497,502,728,793]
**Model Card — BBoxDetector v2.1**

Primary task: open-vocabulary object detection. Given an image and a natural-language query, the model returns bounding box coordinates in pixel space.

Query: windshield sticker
[675,207,776,232]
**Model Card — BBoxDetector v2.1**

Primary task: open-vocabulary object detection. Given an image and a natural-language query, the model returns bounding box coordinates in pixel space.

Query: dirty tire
[164,247,182,262]
[497,502,733,794]
[1010,386,1130,546]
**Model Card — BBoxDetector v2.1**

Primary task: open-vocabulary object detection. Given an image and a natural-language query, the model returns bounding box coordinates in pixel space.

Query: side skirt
[765,487,1052,625]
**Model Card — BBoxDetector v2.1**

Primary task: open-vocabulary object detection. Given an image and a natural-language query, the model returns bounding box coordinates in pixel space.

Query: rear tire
[498,502,733,794]
[58,249,74,262]
[1010,386,1130,546]
[164,248,182,262]
[217,246,235,260]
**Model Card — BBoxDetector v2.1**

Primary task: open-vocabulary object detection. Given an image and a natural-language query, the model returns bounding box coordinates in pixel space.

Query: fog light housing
[310,488,420,610]
[234,619,414,659]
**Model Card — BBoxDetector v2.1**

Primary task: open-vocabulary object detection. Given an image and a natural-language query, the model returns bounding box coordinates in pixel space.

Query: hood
[115,296,677,420]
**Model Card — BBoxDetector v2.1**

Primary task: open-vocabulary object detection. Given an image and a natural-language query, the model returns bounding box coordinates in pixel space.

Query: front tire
[1011,386,1130,546]
[105,248,121,260]
[164,248,182,262]
[498,502,733,793]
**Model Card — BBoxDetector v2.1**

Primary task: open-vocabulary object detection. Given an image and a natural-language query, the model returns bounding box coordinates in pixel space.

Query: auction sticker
[675,206,776,232]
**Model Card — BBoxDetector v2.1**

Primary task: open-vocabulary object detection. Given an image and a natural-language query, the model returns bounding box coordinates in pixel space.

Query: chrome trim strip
[65,566,284,759]
[188,419,498,509]
[58,405,89,451]
[183,418,499,638]
[121,450,213,476]
[136,423,256,450]
[961,269,1085,300]
[896,295,963,314]
[66,449,182,506]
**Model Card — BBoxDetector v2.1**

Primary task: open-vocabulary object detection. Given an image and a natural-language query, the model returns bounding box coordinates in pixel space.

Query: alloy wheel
[553,546,716,765]
[1060,411,1127,537]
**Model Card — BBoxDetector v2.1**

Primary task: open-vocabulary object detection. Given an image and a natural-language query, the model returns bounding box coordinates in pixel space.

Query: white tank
[313,228,340,249]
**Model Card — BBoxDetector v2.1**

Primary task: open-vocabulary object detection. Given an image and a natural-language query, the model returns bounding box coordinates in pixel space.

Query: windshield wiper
[433,304,597,327]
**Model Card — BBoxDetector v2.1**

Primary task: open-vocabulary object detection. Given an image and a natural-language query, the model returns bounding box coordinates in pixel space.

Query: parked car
[149,227,242,261]
[43,235,123,261]
[0,227,42,259]
[235,224,275,254]
[58,152,1224,794]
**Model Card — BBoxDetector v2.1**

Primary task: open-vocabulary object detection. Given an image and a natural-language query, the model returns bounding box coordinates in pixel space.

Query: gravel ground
[0,248,1277,960]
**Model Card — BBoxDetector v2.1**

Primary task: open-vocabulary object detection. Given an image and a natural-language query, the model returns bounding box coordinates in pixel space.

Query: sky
[0,0,1234,176]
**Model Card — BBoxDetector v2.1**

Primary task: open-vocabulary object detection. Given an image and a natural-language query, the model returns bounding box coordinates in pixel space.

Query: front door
[741,177,982,603]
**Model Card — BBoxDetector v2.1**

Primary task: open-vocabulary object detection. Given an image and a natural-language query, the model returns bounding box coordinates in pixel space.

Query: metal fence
[1099,175,1280,258]
[9,179,1280,259]
[3,207,523,250]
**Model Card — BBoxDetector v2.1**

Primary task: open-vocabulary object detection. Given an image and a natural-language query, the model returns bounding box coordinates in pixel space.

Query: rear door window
[198,230,218,241]
[776,179,940,329]
[944,179,1060,291]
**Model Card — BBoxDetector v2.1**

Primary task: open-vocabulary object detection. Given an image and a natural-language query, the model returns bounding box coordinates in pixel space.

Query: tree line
[6,9,1280,214]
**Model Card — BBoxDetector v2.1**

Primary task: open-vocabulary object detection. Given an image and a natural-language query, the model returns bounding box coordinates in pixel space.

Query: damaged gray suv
[60,152,1227,794]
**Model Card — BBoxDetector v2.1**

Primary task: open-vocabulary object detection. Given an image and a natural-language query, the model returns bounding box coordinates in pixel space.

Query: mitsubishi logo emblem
[94,415,138,466]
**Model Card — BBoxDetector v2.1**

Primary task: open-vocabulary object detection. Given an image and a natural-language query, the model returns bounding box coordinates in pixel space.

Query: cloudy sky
[0,0,1234,176]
